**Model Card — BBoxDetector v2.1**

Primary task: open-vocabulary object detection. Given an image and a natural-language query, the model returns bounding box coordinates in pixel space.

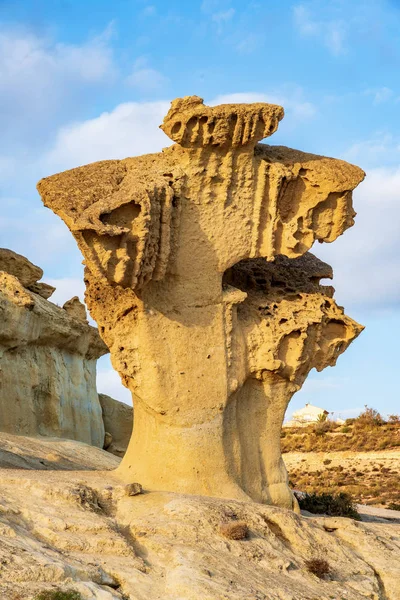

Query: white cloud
[43,100,171,171]
[235,33,262,54]
[293,5,319,35]
[42,95,400,312]
[142,5,156,16]
[45,277,86,307]
[212,91,316,120]
[316,166,400,308]
[43,90,316,173]
[364,87,394,105]
[0,25,115,120]
[293,4,347,56]
[212,8,235,23]
[125,57,168,92]
[343,133,400,169]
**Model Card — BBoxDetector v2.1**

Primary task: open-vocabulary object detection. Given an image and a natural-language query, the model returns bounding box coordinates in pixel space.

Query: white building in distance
[284,403,329,427]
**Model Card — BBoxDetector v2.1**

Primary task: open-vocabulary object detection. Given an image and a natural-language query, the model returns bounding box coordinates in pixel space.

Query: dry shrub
[219,520,248,540]
[305,558,331,578]
[34,591,82,600]
[297,491,360,520]
[388,414,400,424]
[354,406,383,430]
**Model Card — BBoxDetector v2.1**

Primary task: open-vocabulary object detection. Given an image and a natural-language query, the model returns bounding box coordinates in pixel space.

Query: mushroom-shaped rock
[37,97,364,508]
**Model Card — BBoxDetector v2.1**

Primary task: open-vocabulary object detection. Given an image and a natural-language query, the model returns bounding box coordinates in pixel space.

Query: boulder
[0,247,42,287]
[28,281,56,299]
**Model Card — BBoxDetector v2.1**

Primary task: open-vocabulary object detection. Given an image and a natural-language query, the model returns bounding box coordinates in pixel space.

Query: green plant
[316,412,328,423]
[341,426,351,433]
[34,590,82,600]
[388,503,400,511]
[305,557,331,578]
[297,491,361,520]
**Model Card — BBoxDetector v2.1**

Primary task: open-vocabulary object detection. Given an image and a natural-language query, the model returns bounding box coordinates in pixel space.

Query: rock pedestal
[38,96,364,507]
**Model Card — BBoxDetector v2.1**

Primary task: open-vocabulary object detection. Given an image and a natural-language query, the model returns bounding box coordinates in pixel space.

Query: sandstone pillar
[38,96,364,508]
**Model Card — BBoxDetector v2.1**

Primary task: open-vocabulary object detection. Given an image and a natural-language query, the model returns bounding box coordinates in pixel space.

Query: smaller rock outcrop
[99,393,133,456]
[63,296,88,322]
[0,248,43,287]
[0,249,109,447]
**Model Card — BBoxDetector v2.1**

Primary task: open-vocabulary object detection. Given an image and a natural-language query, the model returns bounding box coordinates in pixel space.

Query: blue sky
[1,0,399,418]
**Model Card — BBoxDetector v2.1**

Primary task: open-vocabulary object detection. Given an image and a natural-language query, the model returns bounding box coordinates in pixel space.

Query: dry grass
[288,461,400,507]
[284,409,400,507]
[34,590,82,600]
[281,411,400,453]
[305,558,331,579]
[219,521,248,540]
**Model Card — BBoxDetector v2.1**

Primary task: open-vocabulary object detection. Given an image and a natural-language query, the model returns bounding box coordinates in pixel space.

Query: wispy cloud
[363,86,394,105]
[316,162,400,308]
[0,23,117,154]
[211,90,316,120]
[43,100,170,171]
[201,0,235,33]
[344,132,400,167]
[293,3,347,56]
[125,57,168,92]
[212,8,235,24]
[142,5,156,17]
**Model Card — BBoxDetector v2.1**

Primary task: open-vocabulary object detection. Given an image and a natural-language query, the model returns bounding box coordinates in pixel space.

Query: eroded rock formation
[0,250,108,446]
[99,393,133,457]
[0,471,399,600]
[38,96,364,507]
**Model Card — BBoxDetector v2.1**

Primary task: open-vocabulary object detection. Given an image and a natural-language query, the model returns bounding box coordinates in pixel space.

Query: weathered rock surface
[0,432,120,471]
[0,247,43,287]
[0,469,398,600]
[0,258,108,447]
[99,393,133,456]
[63,296,89,322]
[37,96,365,507]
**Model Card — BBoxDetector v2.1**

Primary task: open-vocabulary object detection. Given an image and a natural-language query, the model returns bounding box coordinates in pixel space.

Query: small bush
[297,491,360,520]
[354,406,383,429]
[34,590,82,600]
[305,558,331,578]
[314,421,329,436]
[219,520,248,540]
[341,426,351,433]
[388,503,400,511]
[388,414,400,424]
